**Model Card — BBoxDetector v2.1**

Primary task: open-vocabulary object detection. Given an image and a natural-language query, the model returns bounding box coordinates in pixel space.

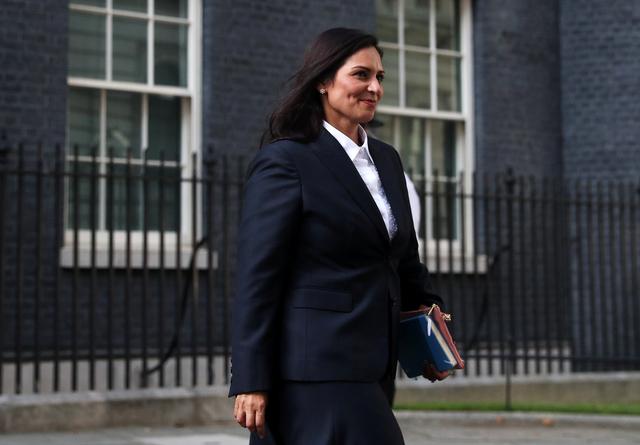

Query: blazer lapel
[368,138,408,249]
[310,129,390,243]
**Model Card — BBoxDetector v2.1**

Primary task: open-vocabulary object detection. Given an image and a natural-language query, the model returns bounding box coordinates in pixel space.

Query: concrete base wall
[0,387,234,433]
[1,373,640,433]
[395,372,640,405]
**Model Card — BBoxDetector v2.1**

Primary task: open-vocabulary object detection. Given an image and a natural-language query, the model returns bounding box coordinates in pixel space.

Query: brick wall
[202,0,375,159]
[0,0,68,377]
[560,0,640,181]
[0,0,68,147]
[559,1,640,369]
[473,0,562,178]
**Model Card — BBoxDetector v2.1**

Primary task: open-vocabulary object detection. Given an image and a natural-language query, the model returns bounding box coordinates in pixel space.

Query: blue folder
[398,312,462,378]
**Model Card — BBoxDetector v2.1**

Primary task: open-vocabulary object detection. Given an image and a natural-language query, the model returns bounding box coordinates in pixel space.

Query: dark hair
[262,28,382,145]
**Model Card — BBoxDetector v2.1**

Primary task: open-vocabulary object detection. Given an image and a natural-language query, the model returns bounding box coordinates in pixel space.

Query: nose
[368,77,383,97]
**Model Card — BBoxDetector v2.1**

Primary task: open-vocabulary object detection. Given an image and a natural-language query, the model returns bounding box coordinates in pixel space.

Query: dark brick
[560,0,640,181]
[202,0,375,159]
[473,0,562,178]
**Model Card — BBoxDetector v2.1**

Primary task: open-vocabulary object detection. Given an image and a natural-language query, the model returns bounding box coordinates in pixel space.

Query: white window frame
[376,0,478,270]
[63,0,203,267]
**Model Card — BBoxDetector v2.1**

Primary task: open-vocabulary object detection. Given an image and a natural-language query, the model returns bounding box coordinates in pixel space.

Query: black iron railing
[0,142,639,395]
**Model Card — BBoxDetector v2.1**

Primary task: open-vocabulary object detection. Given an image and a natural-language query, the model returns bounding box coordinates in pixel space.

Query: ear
[317,75,336,92]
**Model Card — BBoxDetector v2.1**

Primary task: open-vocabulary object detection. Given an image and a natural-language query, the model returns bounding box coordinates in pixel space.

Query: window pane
[437,55,461,111]
[436,0,460,50]
[113,17,148,83]
[380,48,399,106]
[113,0,147,13]
[145,166,181,231]
[148,95,181,161]
[106,164,142,230]
[431,120,457,240]
[155,0,188,17]
[405,0,430,47]
[431,120,456,177]
[154,23,187,87]
[399,117,426,178]
[432,179,457,240]
[405,50,430,109]
[68,88,101,156]
[67,161,100,230]
[376,0,398,43]
[107,91,142,158]
[68,11,105,79]
[70,0,105,7]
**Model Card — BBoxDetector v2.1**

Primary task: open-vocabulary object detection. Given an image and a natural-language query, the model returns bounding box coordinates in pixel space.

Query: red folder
[399,304,465,375]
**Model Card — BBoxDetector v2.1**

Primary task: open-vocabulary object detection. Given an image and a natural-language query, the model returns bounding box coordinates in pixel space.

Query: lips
[360,98,377,106]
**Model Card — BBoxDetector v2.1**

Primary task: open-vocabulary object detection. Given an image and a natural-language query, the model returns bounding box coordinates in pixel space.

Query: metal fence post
[0,132,8,394]
[504,167,516,410]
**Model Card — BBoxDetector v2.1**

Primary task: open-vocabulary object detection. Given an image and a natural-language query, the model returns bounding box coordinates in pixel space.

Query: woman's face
[320,46,384,132]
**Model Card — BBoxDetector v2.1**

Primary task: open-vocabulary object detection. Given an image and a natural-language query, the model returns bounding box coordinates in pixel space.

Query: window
[66,0,201,246]
[374,0,474,253]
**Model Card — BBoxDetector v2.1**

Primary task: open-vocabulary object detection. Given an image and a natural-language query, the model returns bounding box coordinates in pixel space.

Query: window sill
[418,241,488,273]
[422,254,488,274]
[59,245,218,270]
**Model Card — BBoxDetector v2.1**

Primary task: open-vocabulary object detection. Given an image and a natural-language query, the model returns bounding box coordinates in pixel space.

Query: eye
[376,73,385,83]
[355,70,369,79]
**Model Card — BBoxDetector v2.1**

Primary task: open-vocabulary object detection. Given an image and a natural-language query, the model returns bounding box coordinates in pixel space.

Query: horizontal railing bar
[0,172,636,207]
[4,351,639,365]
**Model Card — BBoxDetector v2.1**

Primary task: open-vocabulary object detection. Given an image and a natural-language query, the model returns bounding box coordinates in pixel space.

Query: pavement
[1,412,639,445]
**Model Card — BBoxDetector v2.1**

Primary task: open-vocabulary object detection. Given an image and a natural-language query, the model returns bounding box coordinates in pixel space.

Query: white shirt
[404,172,421,234]
[323,120,398,239]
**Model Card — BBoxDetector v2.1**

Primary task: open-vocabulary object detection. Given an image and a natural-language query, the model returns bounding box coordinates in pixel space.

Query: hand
[419,304,452,322]
[234,392,268,439]
[423,363,450,383]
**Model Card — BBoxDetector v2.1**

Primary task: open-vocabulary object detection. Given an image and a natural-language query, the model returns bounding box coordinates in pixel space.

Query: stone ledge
[394,372,640,405]
[0,387,234,433]
[394,411,640,431]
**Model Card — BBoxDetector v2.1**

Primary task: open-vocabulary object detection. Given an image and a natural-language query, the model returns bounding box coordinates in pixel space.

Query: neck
[327,118,360,144]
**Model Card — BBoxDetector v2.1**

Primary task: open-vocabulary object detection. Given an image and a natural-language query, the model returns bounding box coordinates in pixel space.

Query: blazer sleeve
[228,144,301,397]
[392,150,444,311]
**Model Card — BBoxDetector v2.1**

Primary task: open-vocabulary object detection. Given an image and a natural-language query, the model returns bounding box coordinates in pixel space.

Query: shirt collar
[322,120,371,162]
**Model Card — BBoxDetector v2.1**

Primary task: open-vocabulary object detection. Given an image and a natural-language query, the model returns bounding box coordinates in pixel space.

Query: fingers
[234,396,246,427]
[233,393,268,439]
[252,397,267,439]
[433,366,449,380]
[256,409,266,439]
[245,408,256,433]
[233,396,240,422]
[423,363,451,382]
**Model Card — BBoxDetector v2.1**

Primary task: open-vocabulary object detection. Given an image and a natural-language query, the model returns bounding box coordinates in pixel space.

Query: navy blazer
[228,128,442,396]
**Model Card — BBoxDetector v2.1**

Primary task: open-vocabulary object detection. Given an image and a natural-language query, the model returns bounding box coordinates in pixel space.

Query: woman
[230,28,449,444]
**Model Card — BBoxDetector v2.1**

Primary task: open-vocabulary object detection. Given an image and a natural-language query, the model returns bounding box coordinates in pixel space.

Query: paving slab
[1,412,639,445]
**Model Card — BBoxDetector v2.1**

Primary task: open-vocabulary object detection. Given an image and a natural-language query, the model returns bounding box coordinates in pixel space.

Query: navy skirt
[249,380,405,445]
